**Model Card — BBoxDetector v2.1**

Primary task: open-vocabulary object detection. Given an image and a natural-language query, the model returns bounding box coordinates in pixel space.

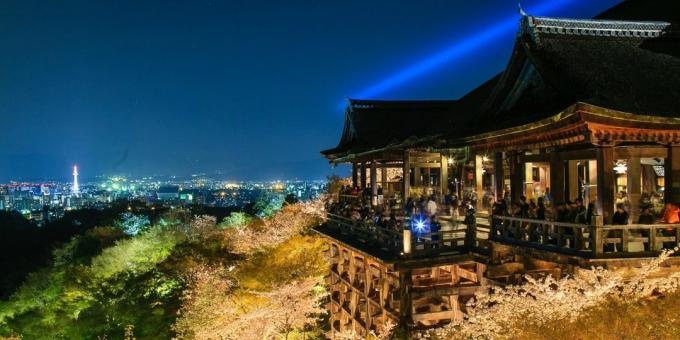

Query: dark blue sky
[0,0,620,182]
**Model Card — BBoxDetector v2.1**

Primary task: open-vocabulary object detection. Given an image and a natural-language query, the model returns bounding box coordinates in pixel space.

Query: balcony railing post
[592,215,604,257]
[622,227,630,252]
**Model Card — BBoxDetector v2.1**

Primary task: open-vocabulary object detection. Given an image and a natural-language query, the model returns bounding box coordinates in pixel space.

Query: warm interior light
[614,161,627,174]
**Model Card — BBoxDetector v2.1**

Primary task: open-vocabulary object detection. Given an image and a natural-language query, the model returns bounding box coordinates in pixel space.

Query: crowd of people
[329,185,405,233]
[328,186,480,239]
[490,196,597,225]
[488,192,680,226]
[329,185,680,242]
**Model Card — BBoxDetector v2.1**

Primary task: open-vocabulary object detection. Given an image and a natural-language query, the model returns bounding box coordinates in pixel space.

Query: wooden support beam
[370,161,378,206]
[510,151,525,203]
[352,163,358,188]
[615,146,667,159]
[441,155,449,204]
[521,149,596,163]
[550,152,565,203]
[380,267,388,322]
[475,154,484,211]
[403,150,411,199]
[494,152,504,201]
[596,146,615,223]
[411,310,455,323]
[414,166,422,187]
[381,162,388,196]
[567,160,579,201]
[666,145,680,204]
[456,266,479,283]
[363,257,371,332]
[628,157,641,223]
[399,270,413,329]
[360,163,367,189]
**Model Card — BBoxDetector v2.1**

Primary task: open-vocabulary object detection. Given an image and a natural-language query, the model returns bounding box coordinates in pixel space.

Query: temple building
[316,0,680,337]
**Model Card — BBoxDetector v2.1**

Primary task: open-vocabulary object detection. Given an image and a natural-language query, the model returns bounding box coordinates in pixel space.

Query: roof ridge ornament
[518,3,528,17]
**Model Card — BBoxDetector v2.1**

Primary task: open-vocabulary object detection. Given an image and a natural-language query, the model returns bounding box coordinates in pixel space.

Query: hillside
[0,200,328,339]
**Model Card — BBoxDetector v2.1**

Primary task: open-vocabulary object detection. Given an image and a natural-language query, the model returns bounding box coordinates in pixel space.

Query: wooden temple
[316,1,680,337]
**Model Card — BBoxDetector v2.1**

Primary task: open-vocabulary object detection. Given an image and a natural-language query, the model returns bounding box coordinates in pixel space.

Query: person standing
[612,203,629,225]
[426,195,438,216]
[536,197,546,219]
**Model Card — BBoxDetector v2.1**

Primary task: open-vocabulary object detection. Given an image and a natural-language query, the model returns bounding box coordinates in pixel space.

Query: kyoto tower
[72,165,80,194]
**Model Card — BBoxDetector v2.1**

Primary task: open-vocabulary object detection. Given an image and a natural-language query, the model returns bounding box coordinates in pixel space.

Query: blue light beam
[348,0,577,102]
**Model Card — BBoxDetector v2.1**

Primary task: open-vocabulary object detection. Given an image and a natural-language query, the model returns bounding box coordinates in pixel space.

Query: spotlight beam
[349,0,577,101]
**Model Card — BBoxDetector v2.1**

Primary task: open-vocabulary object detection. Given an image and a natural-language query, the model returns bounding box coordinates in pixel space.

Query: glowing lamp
[411,215,430,234]
[403,229,412,255]
[614,161,627,174]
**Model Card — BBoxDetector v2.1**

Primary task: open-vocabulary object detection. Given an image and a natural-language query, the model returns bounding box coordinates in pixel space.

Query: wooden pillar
[360,162,367,189]
[352,163,359,188]
[441,155,449,204]
[567,160,579,201]
[474,154,484,210]
[494,152,504,201]
[666,145,680,204]
[596,146,615,223]
[398,269,413,330]
[414,166,422,187]
[370,161,378,206]
[363,258,371,333]
[403,151,410,200]
[381,162,388,195]
[550,152,565,203]
[510,151,525,203]
[628,157,641,223]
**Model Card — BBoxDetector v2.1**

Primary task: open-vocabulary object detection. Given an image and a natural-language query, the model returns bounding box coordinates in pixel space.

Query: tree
[115,213,151,236]
[284,193,299,206]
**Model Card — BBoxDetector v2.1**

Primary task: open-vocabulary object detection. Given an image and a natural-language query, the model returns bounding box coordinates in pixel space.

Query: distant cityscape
[0,165,327,225]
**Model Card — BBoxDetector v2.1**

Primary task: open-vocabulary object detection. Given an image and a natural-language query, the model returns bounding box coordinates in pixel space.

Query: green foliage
[219,212,253,228]
[252,191,285,217]
[90,228,179,280]
[0,224,184,339]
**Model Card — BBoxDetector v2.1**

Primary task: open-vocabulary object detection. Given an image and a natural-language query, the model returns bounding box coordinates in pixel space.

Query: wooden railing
[338,194,362,203]
[491,215,593,254]
[325,213,490,257]
[595,223,680,255]
[326,213,403,255]
[490,215,680,258]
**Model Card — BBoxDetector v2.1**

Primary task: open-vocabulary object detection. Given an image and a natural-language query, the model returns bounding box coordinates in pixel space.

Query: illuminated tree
[115,212,150,236]
[428,248,680,339]
[219,212,252,228]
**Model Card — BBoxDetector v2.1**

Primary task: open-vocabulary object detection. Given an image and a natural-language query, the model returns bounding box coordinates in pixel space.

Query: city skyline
[0,0,619,182]
[0,164,331,183]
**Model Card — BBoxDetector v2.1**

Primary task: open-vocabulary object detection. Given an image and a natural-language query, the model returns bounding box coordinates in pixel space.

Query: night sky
[0,0,620,182]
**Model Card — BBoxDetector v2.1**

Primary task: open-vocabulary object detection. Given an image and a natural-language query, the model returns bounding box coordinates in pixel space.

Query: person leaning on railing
[612,203,629,225]
[536,197,546,220]
[573,198,587,224]
[638,206,655,224]
[430,215,440,249]
[464,203,477,248]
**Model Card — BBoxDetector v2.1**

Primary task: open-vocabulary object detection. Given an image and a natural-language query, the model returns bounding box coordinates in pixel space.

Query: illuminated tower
[72,165,80,195]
